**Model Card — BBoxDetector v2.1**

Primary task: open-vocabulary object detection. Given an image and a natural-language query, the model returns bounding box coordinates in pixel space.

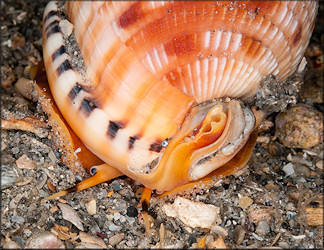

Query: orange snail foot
[41,163,123,203]
[139,187,153,236]
[158,130,258,199]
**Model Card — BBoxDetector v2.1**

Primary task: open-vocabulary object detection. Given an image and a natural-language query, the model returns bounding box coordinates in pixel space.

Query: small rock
[11,216,25,224]
[233,225,246,245]
[1,65,16,88]
[238,196,253,210]
[14,77,38,101]
[16,154,35,169]
[113,212,120,221]
[26,232,65,249]
[248,206,274,224]
[1,166,21,189]
[294,165,311,177]
[211,225,228,238]
[11,147,19,154]
[85,198,96,215]
[12,34,25,48]
[109,233,125,246]
[255,220,270,236]
[79,232,107,248]
[126,206,138,217]
[275,104,323,148]
[294,176,306,183]
[257,136,270,144]
[108,223,122,232]
[282,163,295,177]
[2,236,19,249]
[207,236,227,249]
[285,202,296,212]
[111,180,122,191]
[264,181,280,191]
[119,215,126,223]
[315,160,323,170]
[162,197,221,229]
[278,242,290,248]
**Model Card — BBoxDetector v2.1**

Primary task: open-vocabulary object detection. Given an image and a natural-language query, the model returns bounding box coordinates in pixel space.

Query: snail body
[42,1,317,193]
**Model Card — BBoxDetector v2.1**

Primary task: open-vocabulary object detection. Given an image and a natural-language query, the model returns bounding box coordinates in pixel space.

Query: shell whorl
[67,1,317,103]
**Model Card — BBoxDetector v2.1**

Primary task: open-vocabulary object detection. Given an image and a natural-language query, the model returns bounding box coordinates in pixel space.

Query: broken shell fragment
[162,196,221,229]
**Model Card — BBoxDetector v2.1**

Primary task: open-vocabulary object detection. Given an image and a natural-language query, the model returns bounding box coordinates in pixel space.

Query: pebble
[162,197,221,229]
[85,198,96,215]
[11,147,19,154]
[126,206,138,217]
[251,232,264,241]
[278,242,290,248]
[119,215,126,223]
[25,232,65,249]
[294,176,307,183]
[233,225,246,245]
[11,216,25,224]
[109,233,125,246]
[285,202,296,211]
[14,77,38,101]
[2,236,19,248]
[238,196,253,210]
[282,163,295,177]
[211,225,228,238]
[255,220,270,236]
[294,165,311,177]
[16,154,35,169]
[108,223,122,232]
[1,65,16,88]
[1,166,21,189]
[315,160,323,170]
[111,180,122,191]
[275,104,323,148]
[264,181,280,191]
[79,232,107,248]
[113,212,121,221]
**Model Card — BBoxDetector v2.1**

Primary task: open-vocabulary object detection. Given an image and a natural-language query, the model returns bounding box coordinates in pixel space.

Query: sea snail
[42,1,317,198]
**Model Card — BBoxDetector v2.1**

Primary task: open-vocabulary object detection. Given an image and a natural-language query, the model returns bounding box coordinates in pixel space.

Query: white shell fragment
[58,203,84,231]
[79,232,107,248]
[26,231,65,249]
[16,154,36,170]
[85,198,97,215]
[162,197,220,229]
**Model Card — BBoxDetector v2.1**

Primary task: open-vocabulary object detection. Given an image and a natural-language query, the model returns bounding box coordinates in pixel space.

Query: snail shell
[42,1,317,192]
